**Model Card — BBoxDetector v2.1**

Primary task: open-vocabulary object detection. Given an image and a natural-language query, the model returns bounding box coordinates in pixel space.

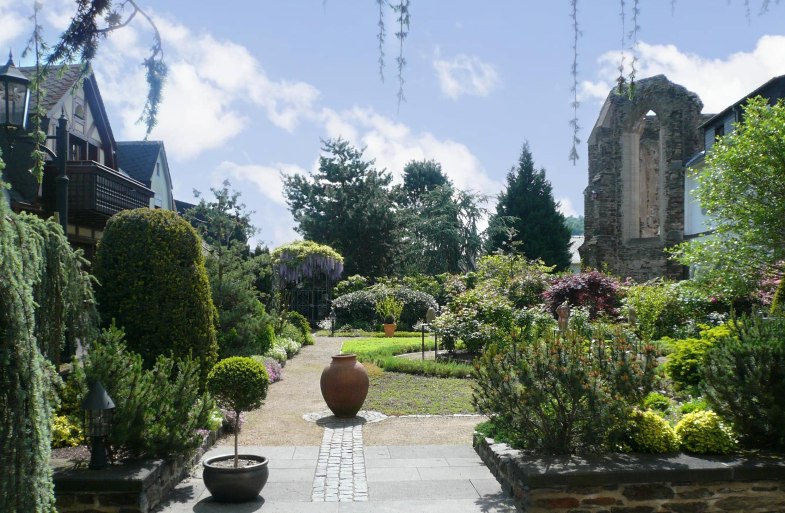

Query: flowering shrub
[675,411,736,454]
[273,337,301,358]
[474,327,657,454]
[475,255,553,309]
[264,345,287,364]
[332,285,437,330]
[251,355,283,383]
[543,270,622,319]
[333,274,369,298]
[431,289,515,353]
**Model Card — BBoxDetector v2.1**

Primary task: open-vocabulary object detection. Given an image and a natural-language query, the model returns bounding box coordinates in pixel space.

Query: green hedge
[94,209,218,380]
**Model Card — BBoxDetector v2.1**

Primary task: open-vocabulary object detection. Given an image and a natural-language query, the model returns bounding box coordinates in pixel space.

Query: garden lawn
[363,364,476,416]
[342,337,474,378]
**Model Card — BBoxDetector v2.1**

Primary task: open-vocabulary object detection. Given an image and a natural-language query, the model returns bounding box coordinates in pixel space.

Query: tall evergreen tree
[283,138,399,277]
[485,142,572,270]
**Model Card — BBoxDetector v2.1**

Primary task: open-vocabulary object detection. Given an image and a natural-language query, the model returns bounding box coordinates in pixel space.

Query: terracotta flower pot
[320,354,369,417]
[383,323,397,337]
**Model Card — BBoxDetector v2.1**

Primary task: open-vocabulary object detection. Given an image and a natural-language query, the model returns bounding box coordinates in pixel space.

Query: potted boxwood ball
[203,357,270,502]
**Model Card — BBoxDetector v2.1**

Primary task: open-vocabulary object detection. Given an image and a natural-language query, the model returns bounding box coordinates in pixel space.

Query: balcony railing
[43,160,154,226]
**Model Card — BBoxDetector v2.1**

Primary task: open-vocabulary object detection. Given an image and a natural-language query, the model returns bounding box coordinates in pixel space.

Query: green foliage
[207,357,269,415]
[342,337,474,378]
[619,409,679,454]
[672,97,785,300]
[185,182,274,359]
[771,276,785,316]
[642,392,673,415]
[94,208,218,381]
[265,345,288,365]
[282,138,397,277]
[51,415,84,448]
[272,240,344,284]
[333,284,437,331]
[679,397,709,415]
[287,311,314,345]
[431,288,515,353]
[0,198,95,513]
[474,254,554,309]
[485,142,572,271]
[274,336,302,358]
[703,316,785,449]
[334,275,369,297]
[376,295,404,323]
[474,328,657,454]
[543,270,622,319]
[75,324,214,459]
[675,410,737,454]
[665,324,730,390]
[564,215,584,236]
[624,280,715,340]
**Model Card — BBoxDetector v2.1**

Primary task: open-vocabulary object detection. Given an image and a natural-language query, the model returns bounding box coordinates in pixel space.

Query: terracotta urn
[320,354,369,417]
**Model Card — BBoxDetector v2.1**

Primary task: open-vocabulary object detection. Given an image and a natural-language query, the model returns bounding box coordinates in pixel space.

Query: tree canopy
[672,96,785,299]
[282,138,399,277]
[485,143,572,270]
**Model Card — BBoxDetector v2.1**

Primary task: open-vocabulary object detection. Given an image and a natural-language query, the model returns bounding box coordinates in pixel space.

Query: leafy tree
[398,159,451,206]
[485,143,572,270]
[184,183,274,357]
[564,215,584,235]
[672,97,785,300]
[283,138,399,277]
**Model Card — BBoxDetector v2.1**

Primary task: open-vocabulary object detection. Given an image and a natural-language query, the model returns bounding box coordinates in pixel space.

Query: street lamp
[0,52,30,130]
[81,380,115,470]
[0,51,70,234]
[329,308,336,337]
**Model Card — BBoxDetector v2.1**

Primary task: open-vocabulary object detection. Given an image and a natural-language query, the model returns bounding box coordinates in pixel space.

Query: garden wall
[475,434,785,513]
[53,430,219,513]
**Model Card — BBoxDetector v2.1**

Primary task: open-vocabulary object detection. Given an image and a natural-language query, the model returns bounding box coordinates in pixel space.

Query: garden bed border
[474,432,785,512]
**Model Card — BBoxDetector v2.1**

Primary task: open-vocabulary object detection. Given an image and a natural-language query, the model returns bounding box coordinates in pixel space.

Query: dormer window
[156,163,161,176]
[74,103,85,120]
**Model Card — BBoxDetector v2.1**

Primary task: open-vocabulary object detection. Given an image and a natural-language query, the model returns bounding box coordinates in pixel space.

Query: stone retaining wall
[54,429,219,513]
[474,434,785,513]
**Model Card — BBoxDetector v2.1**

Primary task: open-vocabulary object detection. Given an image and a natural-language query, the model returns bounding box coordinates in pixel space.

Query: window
[156,163,161,176]
[714,124,725,141]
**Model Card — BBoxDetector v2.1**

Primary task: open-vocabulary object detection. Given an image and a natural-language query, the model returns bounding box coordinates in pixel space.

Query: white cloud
[317,106,499,196]
[215,161,306,206]
[433,51,500,100]
[0,6,26,54]
[581,36,785,112]
[557,197,579,218]
[93,14,319,159]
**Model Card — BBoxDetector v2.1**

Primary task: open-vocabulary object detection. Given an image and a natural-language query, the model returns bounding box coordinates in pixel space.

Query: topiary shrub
[333,274,369,298]
[207,357,269,465]
[543,270,621,319]
[675,410,736,454]
[642,392,673,415]
[619,409,679,454]
[703,315,785,449]
[94,208,218,381]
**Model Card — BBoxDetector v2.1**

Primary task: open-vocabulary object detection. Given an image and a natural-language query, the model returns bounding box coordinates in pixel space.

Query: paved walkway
[153,337,515,512]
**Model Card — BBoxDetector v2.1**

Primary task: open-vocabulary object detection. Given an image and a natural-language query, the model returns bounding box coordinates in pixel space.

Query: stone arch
[580,75,704,281]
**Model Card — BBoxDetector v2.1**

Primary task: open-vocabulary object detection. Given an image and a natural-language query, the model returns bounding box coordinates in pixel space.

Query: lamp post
[329,308,336,337]
[0,52,70,234]
[82,380,115,470]
[0,52,30,131]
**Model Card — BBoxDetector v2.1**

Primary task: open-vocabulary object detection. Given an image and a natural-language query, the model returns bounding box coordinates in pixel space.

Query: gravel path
[231,336,482,447]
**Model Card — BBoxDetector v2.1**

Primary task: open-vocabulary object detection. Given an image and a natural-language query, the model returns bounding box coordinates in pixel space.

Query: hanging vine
[393,0,411,111]
[617,0,626,93]
[376,0,387,82]
[627,0,641,97]
[568,0,581,164]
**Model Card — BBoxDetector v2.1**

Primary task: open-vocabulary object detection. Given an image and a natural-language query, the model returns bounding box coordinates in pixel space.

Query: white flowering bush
[264,345,287,364]
[274,337,301,358]
[332,284,437,330]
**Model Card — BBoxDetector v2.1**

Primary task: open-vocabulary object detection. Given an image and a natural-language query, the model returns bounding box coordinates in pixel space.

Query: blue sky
[3,0,785,248]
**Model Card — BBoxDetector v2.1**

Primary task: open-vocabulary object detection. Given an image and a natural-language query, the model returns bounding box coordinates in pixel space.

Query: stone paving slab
[368,479,492,500]
[418,465,497,480]
[365,457,448,468]
[366,467,424,482]
[385,444,480,459]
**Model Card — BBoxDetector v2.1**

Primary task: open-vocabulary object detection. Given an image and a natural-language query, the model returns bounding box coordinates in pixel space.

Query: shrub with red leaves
[543,270,621,319]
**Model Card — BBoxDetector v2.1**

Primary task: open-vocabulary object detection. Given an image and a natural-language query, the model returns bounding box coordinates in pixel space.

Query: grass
[315,329,424,338]
[342,337,475,378]
[363,363,476,415]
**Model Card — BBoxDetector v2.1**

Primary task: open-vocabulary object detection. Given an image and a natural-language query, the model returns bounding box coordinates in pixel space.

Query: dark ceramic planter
[320,354,369,417]
[203,454,269,502]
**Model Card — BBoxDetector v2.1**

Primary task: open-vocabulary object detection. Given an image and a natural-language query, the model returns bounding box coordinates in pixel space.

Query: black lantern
[81,380,115,470]
[0,52,30,130]
[329,307,337,337]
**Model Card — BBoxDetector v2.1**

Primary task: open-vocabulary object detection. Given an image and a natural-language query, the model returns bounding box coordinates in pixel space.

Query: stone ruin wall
[579,75,705,281]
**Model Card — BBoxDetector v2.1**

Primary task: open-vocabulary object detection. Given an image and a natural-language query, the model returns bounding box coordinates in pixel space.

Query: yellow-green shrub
[675,410,736,454]
[621,409,679,453]
[51,415,84,448]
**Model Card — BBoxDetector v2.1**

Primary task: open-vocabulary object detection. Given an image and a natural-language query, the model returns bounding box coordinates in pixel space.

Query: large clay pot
[320,354,369,417]
[203,454,269,502]
[383,323,397,337]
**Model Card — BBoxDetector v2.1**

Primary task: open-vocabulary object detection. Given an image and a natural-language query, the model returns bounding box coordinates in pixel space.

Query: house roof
[20,64,83,114]
[116,141,163,186]
[700,74,785,128]
[175,199,196,216]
